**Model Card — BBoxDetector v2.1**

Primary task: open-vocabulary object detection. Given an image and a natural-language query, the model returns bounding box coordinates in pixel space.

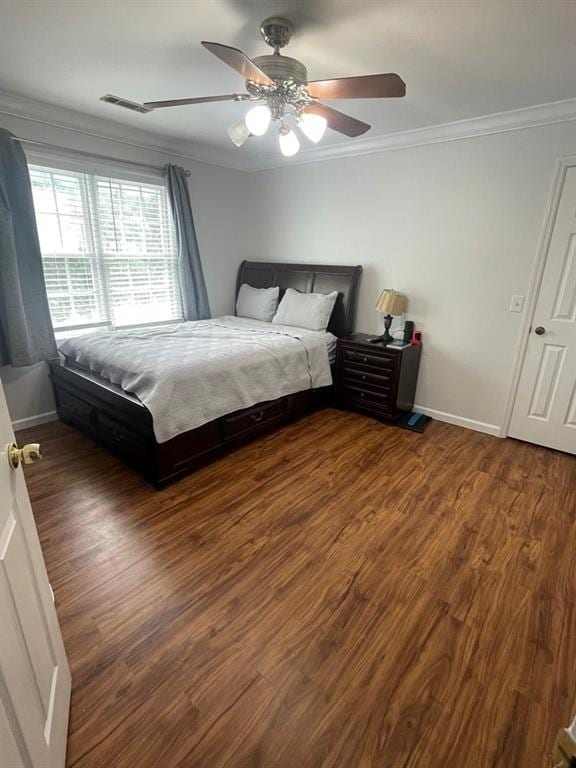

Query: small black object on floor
[396,411,431,433]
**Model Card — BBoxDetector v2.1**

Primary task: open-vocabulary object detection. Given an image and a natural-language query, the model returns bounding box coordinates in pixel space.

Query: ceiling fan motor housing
[260,17,294,50]
[251,54,307,85]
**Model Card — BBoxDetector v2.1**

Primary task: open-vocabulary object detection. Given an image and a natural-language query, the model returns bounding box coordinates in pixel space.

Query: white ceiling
[1,0,575,165]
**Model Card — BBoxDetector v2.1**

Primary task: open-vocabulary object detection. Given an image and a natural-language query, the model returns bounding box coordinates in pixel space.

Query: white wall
[0,110,250,427]
[241,121,576,434]
[3,100,575,436]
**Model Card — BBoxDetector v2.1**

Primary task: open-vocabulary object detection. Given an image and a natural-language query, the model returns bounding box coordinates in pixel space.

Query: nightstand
[336,334,422,422]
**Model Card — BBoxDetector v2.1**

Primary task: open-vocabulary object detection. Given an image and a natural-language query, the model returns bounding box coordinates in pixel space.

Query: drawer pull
[251,410,264,423]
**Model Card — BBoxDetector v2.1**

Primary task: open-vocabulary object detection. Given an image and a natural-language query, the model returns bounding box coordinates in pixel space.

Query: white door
[0,379,70,766]
[509,164,576,454]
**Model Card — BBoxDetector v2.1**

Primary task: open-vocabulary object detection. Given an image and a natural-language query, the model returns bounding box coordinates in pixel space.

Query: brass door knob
[8,442,42,469]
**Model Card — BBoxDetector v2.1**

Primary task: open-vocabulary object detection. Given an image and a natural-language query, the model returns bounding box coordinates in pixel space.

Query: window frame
[27,150,183,338]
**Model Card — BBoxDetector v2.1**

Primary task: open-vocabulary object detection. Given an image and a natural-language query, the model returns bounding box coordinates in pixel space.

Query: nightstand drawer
[341,384,393,408]
[343,367,392,391]
[342,349,395,371]
[345,395,393,418]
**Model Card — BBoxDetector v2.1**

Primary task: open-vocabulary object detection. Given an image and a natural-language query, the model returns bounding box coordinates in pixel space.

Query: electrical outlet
[509,295,525,313]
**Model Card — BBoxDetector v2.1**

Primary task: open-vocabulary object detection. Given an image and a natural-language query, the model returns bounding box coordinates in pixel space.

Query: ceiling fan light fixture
[227,119,251,147]
[105,18,406,156]
[244,104,271,136]
[278,126,300,157]
[298,112,327,143]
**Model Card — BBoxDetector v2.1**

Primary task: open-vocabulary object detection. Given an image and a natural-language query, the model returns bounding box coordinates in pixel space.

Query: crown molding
[1,89,575,174]
[249,98,576,171]
[0,89,250,172]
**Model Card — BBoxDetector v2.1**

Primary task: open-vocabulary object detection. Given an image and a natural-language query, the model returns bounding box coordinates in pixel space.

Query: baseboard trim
[11,405,502,437]
[12,410,58,432]
[414,405,502,437]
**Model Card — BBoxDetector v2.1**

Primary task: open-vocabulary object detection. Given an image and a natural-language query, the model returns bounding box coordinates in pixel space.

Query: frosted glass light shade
[244,105,271,136]
[227,119,251,147]
[375,289,407,315]
[279,128,300,157]
[299,113,327,143]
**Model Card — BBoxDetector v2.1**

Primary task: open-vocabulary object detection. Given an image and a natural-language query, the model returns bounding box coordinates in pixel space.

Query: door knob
[534,326,546,336]
[7,442,42,469]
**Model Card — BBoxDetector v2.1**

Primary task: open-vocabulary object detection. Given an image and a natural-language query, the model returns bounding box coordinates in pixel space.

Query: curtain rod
[10,136,191,177]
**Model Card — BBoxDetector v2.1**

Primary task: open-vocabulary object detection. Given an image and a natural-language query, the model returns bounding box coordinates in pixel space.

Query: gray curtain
[165,164,211,321]
[0,129,57,367]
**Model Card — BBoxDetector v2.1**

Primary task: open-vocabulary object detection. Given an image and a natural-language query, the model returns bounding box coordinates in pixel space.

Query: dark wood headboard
[236,261,362,337]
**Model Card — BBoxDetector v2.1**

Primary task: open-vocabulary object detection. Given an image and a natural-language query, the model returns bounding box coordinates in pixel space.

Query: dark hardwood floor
[21,408,575,768]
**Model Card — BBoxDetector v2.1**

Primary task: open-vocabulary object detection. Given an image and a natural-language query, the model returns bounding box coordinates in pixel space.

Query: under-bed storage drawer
[57,387,95,428]
[222,399,286,440]
[56,384,149,467]
[93,411,148,465]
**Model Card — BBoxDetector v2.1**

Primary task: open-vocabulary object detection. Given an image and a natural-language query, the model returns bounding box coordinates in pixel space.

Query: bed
[49,260,362,487]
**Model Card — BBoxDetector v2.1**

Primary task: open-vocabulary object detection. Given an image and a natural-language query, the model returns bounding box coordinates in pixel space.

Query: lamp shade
[375,289,407,316]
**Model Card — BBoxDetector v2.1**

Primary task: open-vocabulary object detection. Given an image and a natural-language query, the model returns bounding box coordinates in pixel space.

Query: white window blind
[29,164,183,333]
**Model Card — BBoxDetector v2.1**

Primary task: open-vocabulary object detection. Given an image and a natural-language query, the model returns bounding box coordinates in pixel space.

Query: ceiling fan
[101,17,406,157]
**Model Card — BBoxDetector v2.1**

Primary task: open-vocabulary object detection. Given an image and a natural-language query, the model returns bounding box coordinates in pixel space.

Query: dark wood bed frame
[49,261,362,487]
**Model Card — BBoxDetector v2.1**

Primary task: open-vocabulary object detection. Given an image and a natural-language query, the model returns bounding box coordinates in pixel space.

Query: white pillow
[236,283,279,322]
[272,288,338,332]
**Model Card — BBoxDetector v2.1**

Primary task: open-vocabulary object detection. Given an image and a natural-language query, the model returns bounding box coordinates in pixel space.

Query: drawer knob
[362,356,368,363]
[362,375,366,381]
[360,392,365,398]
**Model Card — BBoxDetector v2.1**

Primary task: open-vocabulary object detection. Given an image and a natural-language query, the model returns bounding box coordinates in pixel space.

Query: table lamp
[370,289,407,343]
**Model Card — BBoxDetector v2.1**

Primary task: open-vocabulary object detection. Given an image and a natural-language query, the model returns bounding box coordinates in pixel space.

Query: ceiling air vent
[100,94,152,114]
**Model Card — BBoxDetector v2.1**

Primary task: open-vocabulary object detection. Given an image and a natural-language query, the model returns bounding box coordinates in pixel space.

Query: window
[29,164,183,334]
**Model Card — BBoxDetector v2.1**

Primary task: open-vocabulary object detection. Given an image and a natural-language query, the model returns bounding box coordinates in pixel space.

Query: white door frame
[501,153,576,439]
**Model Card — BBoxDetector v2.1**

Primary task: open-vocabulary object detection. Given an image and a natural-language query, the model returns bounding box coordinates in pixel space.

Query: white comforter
[59,316,335,443]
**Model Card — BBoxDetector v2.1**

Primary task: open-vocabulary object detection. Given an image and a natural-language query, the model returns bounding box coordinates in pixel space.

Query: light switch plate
[509,295,525,313]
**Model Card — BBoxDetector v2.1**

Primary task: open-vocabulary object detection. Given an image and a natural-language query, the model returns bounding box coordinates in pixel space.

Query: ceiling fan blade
[304,104,370,137]
[143,94,242,109]
[201,41,274,86]
[306,74,406,100]
[100,94,153,113]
